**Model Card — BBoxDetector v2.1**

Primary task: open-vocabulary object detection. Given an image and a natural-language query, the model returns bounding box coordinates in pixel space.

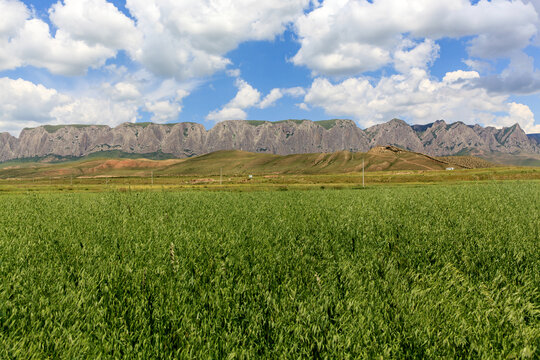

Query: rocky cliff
[0,119,538,162]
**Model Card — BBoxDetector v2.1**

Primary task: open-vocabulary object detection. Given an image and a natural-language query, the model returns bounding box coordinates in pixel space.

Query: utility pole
[70,174,73,186]
[151,171,154,186]
[362,158,365,188]
[220,168,222,185]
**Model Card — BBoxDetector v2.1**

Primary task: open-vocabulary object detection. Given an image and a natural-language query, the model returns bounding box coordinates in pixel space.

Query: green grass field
[0,182,538,358]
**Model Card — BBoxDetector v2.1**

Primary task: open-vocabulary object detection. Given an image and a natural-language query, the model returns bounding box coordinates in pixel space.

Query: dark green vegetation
[0,150,179,168]
[123,122,179,129]
[314,119,340,130]
[245,119,343,129]
[36,124,108,133]
[0,183,539,358]
[481,152,540,167]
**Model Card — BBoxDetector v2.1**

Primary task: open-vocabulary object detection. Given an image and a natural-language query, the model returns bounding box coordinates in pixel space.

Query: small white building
[446,167,455,171]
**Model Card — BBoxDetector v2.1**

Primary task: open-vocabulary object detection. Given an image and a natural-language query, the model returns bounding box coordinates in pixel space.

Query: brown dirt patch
[190,178,215,184]
[88,159,182,173]
[368,145,406,155]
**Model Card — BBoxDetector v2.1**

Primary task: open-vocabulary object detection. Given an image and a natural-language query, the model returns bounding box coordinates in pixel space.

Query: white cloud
[393,38,440,74]
[493,102,540,133]
[442,70,480,84]
[143,85,190,123]
[463,58,493,74]
[50,97,139,126]
[474,52,540,95]
[0,77,141,134]
[206,107,248,123]
[297,102,310,111]
[206,79,261,122]
[106,82,141,101]
[0,75,192,134]
[207,80,308,121]
[283,87,306,97]
[0,0,28,39]
[49,0,140,49]
[12,19,116,75]
[126,0,310,80]
[293,0,539,76]
[303,68,540,133]
[0,77,69,133]
[0,0,126,75]
[1,0,311,79]
[144,100,182,123]
[257,86,307,109]
[226,69,241,78]
[258,88,283,109]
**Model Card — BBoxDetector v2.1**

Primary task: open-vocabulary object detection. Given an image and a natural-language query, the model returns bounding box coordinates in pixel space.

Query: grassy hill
[0,146,501,179]
[478,152,540,167]
[159,146,463,176]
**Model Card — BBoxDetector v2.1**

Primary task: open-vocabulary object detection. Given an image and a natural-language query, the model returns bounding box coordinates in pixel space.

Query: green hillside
[0,146,496,179]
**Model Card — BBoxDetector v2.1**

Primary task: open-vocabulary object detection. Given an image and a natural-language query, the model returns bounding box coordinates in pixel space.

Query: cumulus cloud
[258,89,284,109]
[107,82,141,101]
[0,77,69,133]
[206,79,261,122]
[474,52,540,95]
[126,0,310,80]
[207,80,307,121]
[463,59,493,74]
[257,86,306,109]
[2,0,540,135]
[283,87,306,97]
[492,102,540,133]
[49,0,140,49]
[50,97,139,126]
[226,69,241,78]
[144,87,189,123]
[0,0,311,79]
[0,74,192,134]
[303,68,539,133]
[293,0,538,76]
[144,100,182,123]
[393,39,440,74]
[0,0,135,75]
[0,77,141,134]
[0,0,28,39]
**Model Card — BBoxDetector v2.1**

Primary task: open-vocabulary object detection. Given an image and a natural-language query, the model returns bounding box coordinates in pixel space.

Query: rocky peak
[495,124,535,153]
[1,119,538,162]
[528,133,540,145]
[366,118,424,152]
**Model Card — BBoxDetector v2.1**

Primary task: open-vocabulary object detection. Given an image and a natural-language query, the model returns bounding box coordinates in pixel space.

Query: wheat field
[0,182,538,358]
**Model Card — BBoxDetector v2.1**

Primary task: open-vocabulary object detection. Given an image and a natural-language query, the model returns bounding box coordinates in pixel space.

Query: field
[0,182,538,358]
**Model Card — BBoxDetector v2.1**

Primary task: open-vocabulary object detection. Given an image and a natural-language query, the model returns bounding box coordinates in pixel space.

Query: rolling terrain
[0,146,498,179]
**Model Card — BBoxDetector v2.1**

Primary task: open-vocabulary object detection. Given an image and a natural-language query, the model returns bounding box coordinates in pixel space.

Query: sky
[1,0,540,136]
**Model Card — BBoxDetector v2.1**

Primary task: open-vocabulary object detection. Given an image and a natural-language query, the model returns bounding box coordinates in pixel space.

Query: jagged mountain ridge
[0,119,538,162]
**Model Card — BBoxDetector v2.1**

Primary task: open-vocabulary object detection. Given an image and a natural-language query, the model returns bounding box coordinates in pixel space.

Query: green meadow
[0,182,538,358]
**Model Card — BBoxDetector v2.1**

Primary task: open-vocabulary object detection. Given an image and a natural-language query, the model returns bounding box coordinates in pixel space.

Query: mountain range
[1,119,539,163]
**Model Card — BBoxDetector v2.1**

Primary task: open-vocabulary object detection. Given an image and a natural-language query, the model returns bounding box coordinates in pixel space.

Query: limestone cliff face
[415,121,488,156]
[366,119,424,152]
[0,132,17,161]
[0,119,538,162]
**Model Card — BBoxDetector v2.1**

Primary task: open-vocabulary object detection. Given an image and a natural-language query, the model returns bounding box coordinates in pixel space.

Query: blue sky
[1,0,540,135]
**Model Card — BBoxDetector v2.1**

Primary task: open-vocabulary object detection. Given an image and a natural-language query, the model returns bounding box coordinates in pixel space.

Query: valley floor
[0,166,539,193]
